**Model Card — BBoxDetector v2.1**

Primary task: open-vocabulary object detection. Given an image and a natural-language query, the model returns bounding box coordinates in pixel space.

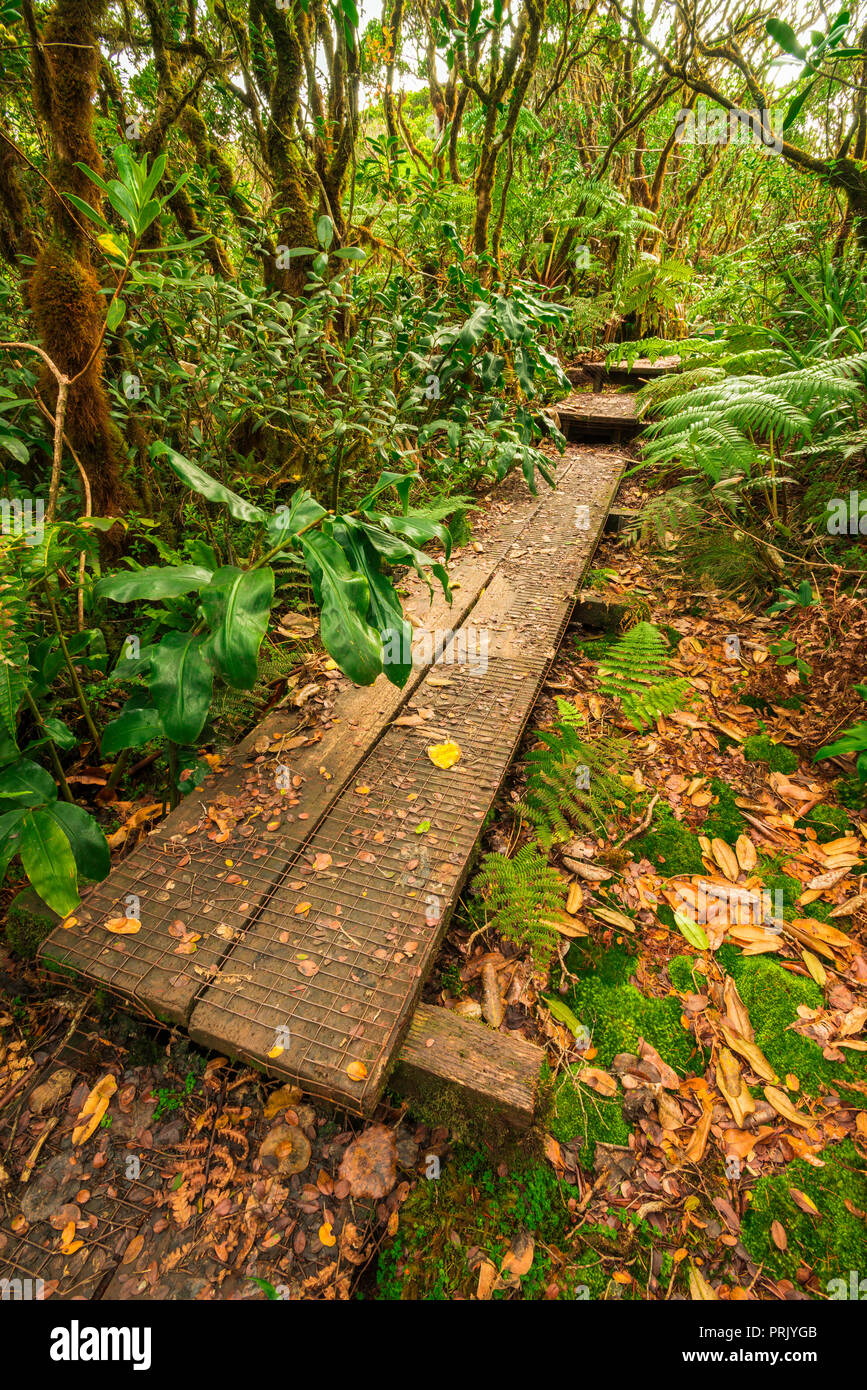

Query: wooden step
[392,1003,545,1130]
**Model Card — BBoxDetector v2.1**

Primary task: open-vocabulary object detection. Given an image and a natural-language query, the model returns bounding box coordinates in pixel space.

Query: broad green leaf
[96,564,212,603]
[19,808,79,916]
[148,631,214,744]
[152,444,268,525]
[265,489,327,546]
[337,523,412,688]
[0,757,58,808]
[673,910,710,951]
[48,802,110,882]
[101,701,165,756]
[0,806,27,883]
[766,17,808,61]
[299,530,382,685]
[200,566,274,690]
[542,995,586,1037]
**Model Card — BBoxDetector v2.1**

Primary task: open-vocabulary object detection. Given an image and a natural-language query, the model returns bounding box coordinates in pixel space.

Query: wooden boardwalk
[40,447,625,1113]
[567,355,681,391]
[556,391,641,445]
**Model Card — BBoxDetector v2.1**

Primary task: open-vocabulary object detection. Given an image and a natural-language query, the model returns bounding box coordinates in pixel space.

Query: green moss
[702,777,747,842]
[4,890,58,960]
[743,733,799,775]
[632,801,704,875]
[797,803,852,842]
[835,775,867,813]
[742,1140,867,1289]
[671,951,867,1095]
[548,1070,631,1166]
[560,947,699,1077]
[375,1148,584,1300]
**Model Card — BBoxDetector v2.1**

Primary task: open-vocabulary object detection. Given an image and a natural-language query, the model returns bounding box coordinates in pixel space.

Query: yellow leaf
[104,916,141,935]
[267,1045,285,1059]
[97,232,124,258]
[426,740,462,770]
[346,1061,367,1082]
[763,1085,812,1128]
[318,1222,336,1247]
[801,950,826,987]
[688,1263,718,1300]
[72,1074,117,1146]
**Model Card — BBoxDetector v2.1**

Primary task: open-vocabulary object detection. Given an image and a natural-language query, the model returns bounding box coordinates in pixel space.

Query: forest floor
[1,441,866,1302]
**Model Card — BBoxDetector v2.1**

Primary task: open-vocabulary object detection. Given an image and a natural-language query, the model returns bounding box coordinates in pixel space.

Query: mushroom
[259,1123,311,1177]
[338,1124,397,1200]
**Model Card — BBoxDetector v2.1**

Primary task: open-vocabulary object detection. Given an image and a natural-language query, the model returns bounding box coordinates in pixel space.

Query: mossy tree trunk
[26,0,130,522]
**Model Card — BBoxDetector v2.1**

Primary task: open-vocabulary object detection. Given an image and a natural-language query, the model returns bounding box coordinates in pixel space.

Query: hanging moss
[27,0,131,522]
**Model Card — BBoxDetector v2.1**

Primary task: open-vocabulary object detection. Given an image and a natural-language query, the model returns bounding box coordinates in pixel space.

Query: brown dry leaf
[263,1084,303,1119]
[500,1230,534,1279]
[543,1133,564,1173]
[591,905,635,933]
[789,1187,821,1217]
[72,1074,117,1146]
[830,894,867,918]
[578,1067,618,1098]
[688,1263,718,1300]
[722,976,754,1041]
[735,834,757,872]
[770,1220,787,1251]
[476,1259,498,1300]
[721,1026,777,1082]
[313,852,333,872]
[711,838,740,882]
[566,883,584,914]
[481,960,505,1027]
[802,950,827,987]
[122,1234,144,1265]
[763,1085,812,1128]
[716,1048,755,1128]
[684,1101,713,1162]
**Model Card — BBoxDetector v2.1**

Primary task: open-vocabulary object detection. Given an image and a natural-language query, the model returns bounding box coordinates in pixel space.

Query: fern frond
[471,844,568,966]
[595,622,691,731]
[516,720,626,848]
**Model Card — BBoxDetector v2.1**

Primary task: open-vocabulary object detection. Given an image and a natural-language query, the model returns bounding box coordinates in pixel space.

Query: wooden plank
[556,392,641,445]
[186,450,625,1112]
[392,1004,545,1130]
[567,356,681,390]
[38,451,588,1022]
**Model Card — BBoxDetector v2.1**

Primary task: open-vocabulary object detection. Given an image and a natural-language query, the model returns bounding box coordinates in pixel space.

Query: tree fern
[0,560,30,739]
[516,714,626,848]
[472,844,568,966]
[595,622,691,731]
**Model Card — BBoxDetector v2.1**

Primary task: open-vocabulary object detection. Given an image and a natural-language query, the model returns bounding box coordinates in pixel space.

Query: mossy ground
[743,733,799,775]
[741,1139,867,1288]
[669,950,867,1095]
[547,944,701,1163]
[3,890,58,960]
[375,1145,671,1300]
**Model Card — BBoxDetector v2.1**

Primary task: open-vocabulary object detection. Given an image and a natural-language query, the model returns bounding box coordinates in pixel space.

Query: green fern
[0,558,30,739]
[472,844,567,966]
[517,718,626,849]
[595,622,691,731]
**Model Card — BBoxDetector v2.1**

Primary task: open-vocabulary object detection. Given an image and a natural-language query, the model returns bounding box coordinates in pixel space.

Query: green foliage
[594,622,691,731]
[516,715,626,849]
[376,1146,608,1300]
[471,845,567,966]
[549,1070,631,1168]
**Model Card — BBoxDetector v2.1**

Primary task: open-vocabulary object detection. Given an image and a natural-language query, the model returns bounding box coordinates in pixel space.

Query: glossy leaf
[148,631,214,744]
[200,566,275,690]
